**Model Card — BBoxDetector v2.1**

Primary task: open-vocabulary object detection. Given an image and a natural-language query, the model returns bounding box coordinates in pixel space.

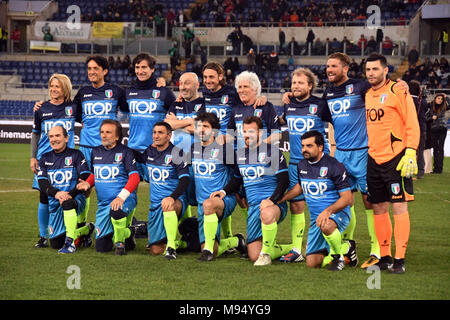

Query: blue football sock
[38,202,49,238]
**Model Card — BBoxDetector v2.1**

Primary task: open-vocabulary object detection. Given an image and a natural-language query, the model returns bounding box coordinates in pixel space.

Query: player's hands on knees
[76,178,90,191]
[111,197,124,211]
[33,101,44,112]
[316,209,332,229]
[281,92,293,105]
[210,190,226,200]
[30,158,38,174]
[55,191,71,205]
[161,197,175,212]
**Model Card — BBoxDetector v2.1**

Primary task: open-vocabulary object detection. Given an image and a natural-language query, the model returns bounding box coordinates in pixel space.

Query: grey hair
[234,71,261,97]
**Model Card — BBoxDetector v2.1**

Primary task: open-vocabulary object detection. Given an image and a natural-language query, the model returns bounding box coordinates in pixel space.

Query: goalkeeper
[364,53,420,274]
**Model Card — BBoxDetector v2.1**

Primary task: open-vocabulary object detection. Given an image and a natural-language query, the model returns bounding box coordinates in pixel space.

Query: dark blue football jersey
[297,153,351,219]
[90,143,139,205]
[322,79,371,150]
[73,83,127,148]
[228,101,281,150]
[37,147,90,209]
[167,97,206,153]
[125,82,175,151]
[190,141,234,203]
[233,142,288,206]
[283,95,331,164]
[33,101,78,160]
[202,84,241,135]
[142,143,189,209]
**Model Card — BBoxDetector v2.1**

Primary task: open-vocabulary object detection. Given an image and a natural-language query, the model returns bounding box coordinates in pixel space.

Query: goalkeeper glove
[396,148,418,178]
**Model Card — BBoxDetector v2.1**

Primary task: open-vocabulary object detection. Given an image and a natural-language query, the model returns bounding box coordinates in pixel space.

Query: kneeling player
[281,130,353,271]
[37,126,95,253]
[77,120,139,255]
[215,116,291,266]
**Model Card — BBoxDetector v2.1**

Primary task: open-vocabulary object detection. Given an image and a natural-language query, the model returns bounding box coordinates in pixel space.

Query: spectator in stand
[247,48,256,72]
[429,93,450,174]
[93,10,104,22]
[227,26,243,55]
[183,27,195,60]
[376,28,384,51]
[367,36,377,54]
[330,38,341,53]
[176,9,186,27]
[166,8,176,38]
[313,38,325,55]
[306,29,315,53]
[268,50,279,72]
[288,37,300,55]
[279,28,286,54]
[357,34,367,52]
[408,46,419,67]
[382,36,393,55]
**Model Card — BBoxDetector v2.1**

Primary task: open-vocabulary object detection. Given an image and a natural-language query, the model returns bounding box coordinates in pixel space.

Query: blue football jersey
[322,79,371,150]
[202,85,241,135]
[283,95,331,164]
[233,142,288,206]
[73,83,127,148]
[228,101,281,149]
[190,141,234,203]
[90,143,139,205]
[297,153,351,219]
[142,143,189,209]
[33,101,78,160]
[37,148,90,210]
[167,97,206,153]
[125,79,175,151]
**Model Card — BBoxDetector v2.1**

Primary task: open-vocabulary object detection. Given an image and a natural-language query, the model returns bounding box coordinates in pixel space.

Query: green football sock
[268,242,293,260]
[324,229,343,258]
[342,205,356,240]
[126,207,136,227]
[75,224,90,238]
[63,209,78,240]
[241,207,248,220]
[204,213,219,253]
[175,239,187,250]
[291,213,305,251]
[341,240,350,255]
[366,209,380,258]
[77,196,90,224]
[261,221,277,255]
[321,254,333,268]
[111,216,130,244]
[221,216,233,238]
[217,236,239,257]
[185,205,192,218]
[163,210,178,250]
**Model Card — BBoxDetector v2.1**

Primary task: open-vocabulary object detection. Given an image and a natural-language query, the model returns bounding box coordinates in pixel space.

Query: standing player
[190,113,246,262]
[77,120,140,255]
[280,130,353,271]
[213,116,291,266]
[37,126,94,253]
[30,74,78,248]
[364,53,419,274]
[140,122,190,260]
[278,68,331,263]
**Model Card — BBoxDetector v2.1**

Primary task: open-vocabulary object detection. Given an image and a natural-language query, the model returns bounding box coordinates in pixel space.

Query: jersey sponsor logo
[65,107,73,117]
[254,109,262,117]
[391,183,400,195]
[320,167,328,177]
[328,99,351,115]
[380,94,387,104]
[129,92,138,96]
[366,107,385,122]
[300,170,308,174]
[129,100,159,114]
[309,104,318,114]
[152,90,160,99]
[115,153,122,162]
[43,119,73,133]
[42,113,53,117]
[48,170,73,185]
[239,166,265,179]
[193,161,216,175]
[346,84,354,94]
[287,117,315,132]
[221,95,229,104]
[301,180,327,196]
[206,106,227,120]
[65,157,73,166]
[148,166,170,181]
[105,89,113,98]
[83,94,93,98]
[94,166,120,180]
[83,101,113,115]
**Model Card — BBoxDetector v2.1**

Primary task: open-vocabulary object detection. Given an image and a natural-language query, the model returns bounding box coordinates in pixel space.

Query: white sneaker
[254,253,272,266]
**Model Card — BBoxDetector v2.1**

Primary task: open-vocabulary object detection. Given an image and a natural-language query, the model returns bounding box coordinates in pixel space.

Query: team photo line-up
[30,51,419,273]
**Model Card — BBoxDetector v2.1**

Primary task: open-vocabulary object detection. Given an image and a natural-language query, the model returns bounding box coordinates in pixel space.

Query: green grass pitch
[0,143,449,300]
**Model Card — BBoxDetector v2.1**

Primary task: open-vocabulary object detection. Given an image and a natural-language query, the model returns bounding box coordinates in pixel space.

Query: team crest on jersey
[48,225,54,235]
[194,104,202,112]
[64,157,72,166]
[309,104,318,114]
[346,84,354,94]
[152,90,160,99]
[254,109,262,117]
[391,183,400,195]
[105,89,113,98]
[211,148,219,158]
[96,226,101,236]
[115,153,123,162]
[258,152,266,162]
[380,94,387,104]
[65,107,73,116]
[320,167,328,177]
[165,154,172,164]
[221,95,229,104]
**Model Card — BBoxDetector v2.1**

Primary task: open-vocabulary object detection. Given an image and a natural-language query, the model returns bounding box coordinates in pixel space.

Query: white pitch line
[0,189,34,193]
[0,177,33,181]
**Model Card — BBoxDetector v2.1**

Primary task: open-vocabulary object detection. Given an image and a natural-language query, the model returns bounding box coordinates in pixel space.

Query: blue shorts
[32,174,40,191]
[79,146,94,169]
[147,195,188,245]
[334,148,368,194]
[288,163,305,202]
[305,209,351,256]
[48,194,86,239]
[94,196,137,239]
[247,201,288,244]
[197,194,236,244]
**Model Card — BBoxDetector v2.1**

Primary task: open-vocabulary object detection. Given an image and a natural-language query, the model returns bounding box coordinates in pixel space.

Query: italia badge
[194,104,202,112]
[309,104,318,114]
[65,157,72,166]
[105,89,113,98]
[346,84,354,94]
[65,107,73,116]
[165,154,172,164]
[380,94,387,104]
[320,167,328,177]
[115,153,122,162]
[211,148,219,158]
[391,183,400,195]
[258,152,266,163]
[221,95,229,104]
[152,90,160,99]
[254,109,262,117]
